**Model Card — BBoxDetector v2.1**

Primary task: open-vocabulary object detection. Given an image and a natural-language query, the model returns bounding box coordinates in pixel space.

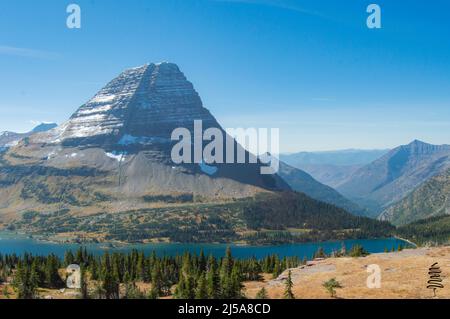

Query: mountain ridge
[277,160,365,216]
[336,140,450,216]
[379,168,450,226]
[280,149,389,188]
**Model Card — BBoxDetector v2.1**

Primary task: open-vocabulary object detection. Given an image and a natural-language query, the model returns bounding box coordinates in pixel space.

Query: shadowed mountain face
[336,140,450,216]
[379,168,450,226]
[277,160,366,216]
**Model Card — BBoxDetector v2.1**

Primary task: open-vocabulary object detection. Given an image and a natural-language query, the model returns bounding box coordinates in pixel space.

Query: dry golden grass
[244,246,450,299]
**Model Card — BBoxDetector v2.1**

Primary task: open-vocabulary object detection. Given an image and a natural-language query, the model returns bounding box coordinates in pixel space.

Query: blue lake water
[0,232,411,259]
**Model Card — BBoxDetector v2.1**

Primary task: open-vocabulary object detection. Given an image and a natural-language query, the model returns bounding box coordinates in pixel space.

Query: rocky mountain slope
[277,160,365,216]
[380,168,450,226]
[336,140,450,216]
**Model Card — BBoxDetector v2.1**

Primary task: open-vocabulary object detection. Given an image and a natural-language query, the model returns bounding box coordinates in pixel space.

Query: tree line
[0,247,301,299]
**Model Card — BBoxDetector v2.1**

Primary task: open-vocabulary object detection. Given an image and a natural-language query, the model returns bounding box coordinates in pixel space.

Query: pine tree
[75,247,84,266]
[323,278,342,298]
[136,252,146,282]
[13,261,35,299]
[102,271,119,299]
[206,256,220,299]
[348,245,369,257]
[272,261,280,279]
[221,248,233,279]
[45,254,61,288]
[64,251,75,266]
[314,247,326,259]
[29,260,40,291]
[90,258,99,281]
[150,262,163,298]
[80,267,89,299]
[255,287,268,299]
[198,250,207,273]
[195,272,208,299]
[284,270,295,299]
[229,264,243,299]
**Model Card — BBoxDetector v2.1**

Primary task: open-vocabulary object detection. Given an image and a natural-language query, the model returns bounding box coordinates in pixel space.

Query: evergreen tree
[150,261,164,298]
[272,260,281,279]
[229,264,243,299]
[348,245,369,257]
[80,267,89,299]
[90,258,99,281]
[136,252,146,282]
[206,256,220,299]
[314,247,326,259]
[64,251,75,266]
[255,287,268,299]
[102,271,119,299]
[284,270,295,299]
[13,261,36,299]
[323,278,342,298]
[45,254,62,288]
[195,272,208,299]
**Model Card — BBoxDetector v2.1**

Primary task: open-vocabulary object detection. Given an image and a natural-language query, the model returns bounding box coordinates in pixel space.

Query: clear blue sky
[0,0,449,152]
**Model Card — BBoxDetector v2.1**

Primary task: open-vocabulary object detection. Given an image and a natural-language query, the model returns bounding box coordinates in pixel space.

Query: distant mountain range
[280,149,389,188]
[337,140,450,217]
[0,123,57,149]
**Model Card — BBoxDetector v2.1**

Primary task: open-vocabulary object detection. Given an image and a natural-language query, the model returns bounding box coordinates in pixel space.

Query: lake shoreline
[0,231,414,260]
[0,230,406,248]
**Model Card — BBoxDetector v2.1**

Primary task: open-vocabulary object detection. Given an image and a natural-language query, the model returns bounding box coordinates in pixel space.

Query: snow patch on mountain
[118,134,171,145]
[105,151,126,162]
[91,94,116,104]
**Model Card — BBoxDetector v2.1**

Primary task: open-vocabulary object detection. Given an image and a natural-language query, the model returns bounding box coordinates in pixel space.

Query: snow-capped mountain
[0,63,288,219]
[37,63,219,149]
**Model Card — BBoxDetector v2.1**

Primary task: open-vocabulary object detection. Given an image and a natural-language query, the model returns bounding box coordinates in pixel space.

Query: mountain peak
[31,122,57,133]
[408,139,428,146]
[41,62,217,148]
[401,139,449,155]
